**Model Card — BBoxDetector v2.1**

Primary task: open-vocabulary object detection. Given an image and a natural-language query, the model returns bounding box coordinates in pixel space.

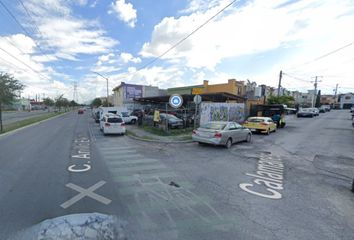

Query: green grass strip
[1,112,65,134]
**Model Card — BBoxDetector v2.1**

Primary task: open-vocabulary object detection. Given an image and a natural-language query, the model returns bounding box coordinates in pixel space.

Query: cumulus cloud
[140,0,354,92]
[109,0,137,28]
[120,52,141,63]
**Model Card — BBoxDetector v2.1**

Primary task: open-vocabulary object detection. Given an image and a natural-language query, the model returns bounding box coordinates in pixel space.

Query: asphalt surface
[1,110,51,126]
[0,109,353,239]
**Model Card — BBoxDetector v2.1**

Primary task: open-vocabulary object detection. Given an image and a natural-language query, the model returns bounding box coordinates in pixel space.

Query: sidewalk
[126,125,193,143]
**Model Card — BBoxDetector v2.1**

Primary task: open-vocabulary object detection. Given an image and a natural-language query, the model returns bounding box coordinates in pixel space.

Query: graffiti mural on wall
[200,102,245,125]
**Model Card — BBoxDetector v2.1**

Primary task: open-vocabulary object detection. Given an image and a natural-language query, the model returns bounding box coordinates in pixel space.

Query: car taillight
[121,123,125,126]
[214,132,222,138]
[260,122,268,125]
[192,130,196,135]
[105,123,110,126]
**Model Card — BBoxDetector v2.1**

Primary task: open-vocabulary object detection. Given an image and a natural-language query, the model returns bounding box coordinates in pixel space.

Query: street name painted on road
[68,137,91,172]
[239,153,284,199]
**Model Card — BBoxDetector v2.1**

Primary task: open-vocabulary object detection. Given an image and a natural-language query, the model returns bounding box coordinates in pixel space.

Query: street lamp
[92,71,109,107]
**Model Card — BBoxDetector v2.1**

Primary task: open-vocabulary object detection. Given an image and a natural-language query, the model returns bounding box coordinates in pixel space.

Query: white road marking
[60,181,111,209]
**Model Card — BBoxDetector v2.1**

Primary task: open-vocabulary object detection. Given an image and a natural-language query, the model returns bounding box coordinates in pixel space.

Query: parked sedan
[243,117,277,135]
[297,108,314,118]
[309,108,319,116]
[192,121,252,148]
[160,113,184,129]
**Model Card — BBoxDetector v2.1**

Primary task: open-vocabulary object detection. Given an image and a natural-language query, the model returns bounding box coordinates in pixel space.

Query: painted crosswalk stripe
[109,163,167,173]
[101,149,137,155]
[118,181,194,195]
[105,158,159,166]
[103,153,142,160]
[99,146,134,151]
[112,172,177,183]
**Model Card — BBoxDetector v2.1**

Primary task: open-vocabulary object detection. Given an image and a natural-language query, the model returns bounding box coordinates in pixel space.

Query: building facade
[339,93,354,109]
[113,82,164,110]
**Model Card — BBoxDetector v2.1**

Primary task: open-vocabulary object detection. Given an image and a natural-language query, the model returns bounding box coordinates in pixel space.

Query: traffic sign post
[193,95,202,129]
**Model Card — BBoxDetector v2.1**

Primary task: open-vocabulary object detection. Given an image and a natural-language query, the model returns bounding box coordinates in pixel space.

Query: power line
[286,41,354,71]
[0,46,50,81]
[17,0,49,49]
[282,72,312,83]
[0,0,52,61]
[0,55,27,72]
[137,0,237,71]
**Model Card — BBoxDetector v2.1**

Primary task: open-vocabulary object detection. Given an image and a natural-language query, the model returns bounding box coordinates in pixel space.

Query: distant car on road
[160,113,184,129]
[192,121,252,148]
[100,114,126,135]
[350,106,354,113]
[78,109,84,114]
[297,108,314,118]
[243,117,277,135]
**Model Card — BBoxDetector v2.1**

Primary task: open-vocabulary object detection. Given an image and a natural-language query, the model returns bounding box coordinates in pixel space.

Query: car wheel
[266,128,270,135]
[131,119,136,124]
[198,142,205,145]
[245,134,252,143]
[225,138,232,149]
[273,127,277,132]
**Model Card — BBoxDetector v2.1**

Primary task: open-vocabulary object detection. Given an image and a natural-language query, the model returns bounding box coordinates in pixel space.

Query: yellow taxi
[243,117,277,135]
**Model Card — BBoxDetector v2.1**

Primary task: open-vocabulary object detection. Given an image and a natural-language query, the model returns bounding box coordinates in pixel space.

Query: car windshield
[248,118,265,122]
[121,112,129,117]
[200,123,226,130]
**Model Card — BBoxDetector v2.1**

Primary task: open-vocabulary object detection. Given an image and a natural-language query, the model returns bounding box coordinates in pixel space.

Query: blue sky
[0,0,353,102]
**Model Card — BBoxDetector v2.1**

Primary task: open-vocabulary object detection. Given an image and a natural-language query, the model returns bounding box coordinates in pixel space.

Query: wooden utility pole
[277,70,283,96]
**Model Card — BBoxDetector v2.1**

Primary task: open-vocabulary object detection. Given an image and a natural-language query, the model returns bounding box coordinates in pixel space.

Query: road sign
[169,94,183,108]
[193,95,202,105]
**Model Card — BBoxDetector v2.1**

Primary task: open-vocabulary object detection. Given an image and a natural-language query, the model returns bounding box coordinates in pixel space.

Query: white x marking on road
[60,181,112,209]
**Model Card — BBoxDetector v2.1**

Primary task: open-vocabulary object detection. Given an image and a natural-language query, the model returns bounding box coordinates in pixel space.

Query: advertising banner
[125,85,143,100]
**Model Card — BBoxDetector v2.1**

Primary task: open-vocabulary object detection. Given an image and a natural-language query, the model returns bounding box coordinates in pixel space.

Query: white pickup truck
[120,112,138,124]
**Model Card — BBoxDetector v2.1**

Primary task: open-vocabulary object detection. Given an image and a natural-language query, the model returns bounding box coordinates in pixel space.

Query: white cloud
[23,0,118,61]
[140,0,354,93]
[109,0,137,28]
[120,52,141,63]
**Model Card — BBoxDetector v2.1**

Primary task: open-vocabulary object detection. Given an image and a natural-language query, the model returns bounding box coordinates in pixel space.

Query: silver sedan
[192,121,252,148]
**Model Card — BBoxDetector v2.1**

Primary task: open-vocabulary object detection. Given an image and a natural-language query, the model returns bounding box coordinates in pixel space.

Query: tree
[43,97,55,107]
[315,90,321,108]
[91,98,102,107]
[0,73,24,132]
[267,95,295,107]
[55,95,70,111]
[69,100,78,107]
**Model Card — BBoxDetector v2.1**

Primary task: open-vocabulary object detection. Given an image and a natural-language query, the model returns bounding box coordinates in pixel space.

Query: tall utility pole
[333,83,339,108]
[311,76,322,107]
[92,71,109,107]
[277,70,283,96]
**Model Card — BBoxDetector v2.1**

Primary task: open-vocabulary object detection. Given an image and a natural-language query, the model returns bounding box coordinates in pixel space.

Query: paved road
[1,110,51,126]
[0,110,353,239]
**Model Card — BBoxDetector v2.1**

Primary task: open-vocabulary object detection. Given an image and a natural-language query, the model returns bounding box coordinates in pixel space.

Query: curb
[126,132,193,144]
[0,111,70,139]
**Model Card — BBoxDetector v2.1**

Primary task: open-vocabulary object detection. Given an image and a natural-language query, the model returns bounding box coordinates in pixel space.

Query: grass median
[0,112,66,134]
[142,125,193,136]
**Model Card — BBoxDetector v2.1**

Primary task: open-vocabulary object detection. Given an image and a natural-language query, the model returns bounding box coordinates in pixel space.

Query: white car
[309,108,319,116]
[120,112,138,124]
[100,114,126,135]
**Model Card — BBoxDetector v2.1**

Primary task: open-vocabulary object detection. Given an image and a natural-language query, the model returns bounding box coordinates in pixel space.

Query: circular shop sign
[169,94,183,108]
